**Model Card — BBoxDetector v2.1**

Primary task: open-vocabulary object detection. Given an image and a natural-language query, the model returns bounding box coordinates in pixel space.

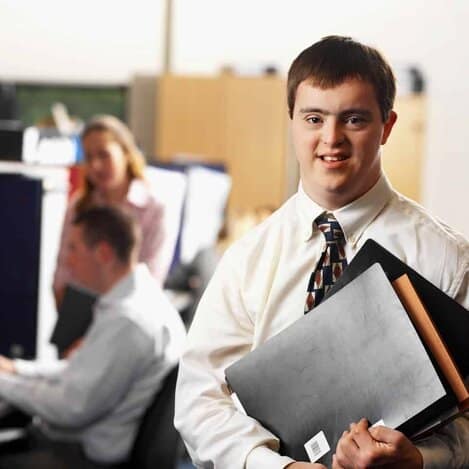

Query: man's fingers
[348,420,375,449]
[336,420,422,468]
[343,420,396,466]
[332,453,346,469]
[335,430,359,468]
[369,425,403,445]
[342,429,358,447]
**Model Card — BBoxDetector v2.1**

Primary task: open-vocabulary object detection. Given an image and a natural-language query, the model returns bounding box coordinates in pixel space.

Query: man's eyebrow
[341,108,373,118]
[298,107,330,115]
[298,107,374,118]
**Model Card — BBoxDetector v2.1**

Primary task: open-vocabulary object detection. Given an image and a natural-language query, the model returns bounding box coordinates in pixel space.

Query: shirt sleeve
[416,242,469,468]
[14,358,68,378]
[0,316,151,428]
[174,250,295,469]
[452,241,469,309]
[416,413,469,469]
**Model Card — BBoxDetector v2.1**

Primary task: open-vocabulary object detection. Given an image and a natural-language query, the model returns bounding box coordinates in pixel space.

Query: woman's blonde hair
[77,115,146,213]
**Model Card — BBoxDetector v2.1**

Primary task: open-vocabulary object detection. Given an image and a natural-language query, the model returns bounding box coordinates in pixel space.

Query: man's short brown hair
[73,206,141,265]
[287,35,396,122]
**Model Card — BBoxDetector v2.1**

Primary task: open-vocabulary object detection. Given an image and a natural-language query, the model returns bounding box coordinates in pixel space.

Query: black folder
[225,264,454,466]
[327,239,469,379]
[50,284,97,355]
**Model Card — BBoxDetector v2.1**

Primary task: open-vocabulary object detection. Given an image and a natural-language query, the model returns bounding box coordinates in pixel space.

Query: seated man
[0,206,186,467]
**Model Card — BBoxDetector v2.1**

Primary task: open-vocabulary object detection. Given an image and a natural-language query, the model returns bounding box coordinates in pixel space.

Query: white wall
[1,0,469,236]
[0,0,165,84]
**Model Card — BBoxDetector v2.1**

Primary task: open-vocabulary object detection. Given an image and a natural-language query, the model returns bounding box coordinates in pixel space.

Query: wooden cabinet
[155,74,290,212]
[155,76,226,164]
[155,75,425,210]
[382,95,426,202]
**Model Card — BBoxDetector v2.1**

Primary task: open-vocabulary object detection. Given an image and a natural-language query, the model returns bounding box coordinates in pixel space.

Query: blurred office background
[2,0,468,361]
[1,0,468,235]
[0,1,467,467]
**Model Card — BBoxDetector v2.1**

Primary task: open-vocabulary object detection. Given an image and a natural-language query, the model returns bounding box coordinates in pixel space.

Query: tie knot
[314,212,345,243]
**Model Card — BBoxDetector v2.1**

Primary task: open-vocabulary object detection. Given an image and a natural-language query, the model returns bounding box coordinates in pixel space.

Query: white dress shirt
[174,174,469,469]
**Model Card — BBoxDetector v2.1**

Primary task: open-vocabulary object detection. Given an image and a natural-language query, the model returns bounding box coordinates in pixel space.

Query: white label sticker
[371,419,385,428]
[304,430,330,463]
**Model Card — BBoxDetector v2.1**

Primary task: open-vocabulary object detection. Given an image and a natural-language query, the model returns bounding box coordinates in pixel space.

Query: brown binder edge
[392,274,469,407]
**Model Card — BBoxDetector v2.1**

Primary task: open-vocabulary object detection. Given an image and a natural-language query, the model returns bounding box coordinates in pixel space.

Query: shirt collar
[296,183,327,241]
[296,174,394,247]
[96,264,150,309]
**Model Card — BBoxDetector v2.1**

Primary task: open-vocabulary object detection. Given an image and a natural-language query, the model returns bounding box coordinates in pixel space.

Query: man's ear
[381,110,397,145]
[95,241,114,264]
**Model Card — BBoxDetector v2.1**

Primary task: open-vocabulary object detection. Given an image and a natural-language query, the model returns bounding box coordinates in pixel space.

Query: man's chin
[304,181,355,209]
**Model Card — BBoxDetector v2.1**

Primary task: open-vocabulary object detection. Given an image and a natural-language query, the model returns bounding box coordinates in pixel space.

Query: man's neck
[99,263,134,295]
[302,173,382,211]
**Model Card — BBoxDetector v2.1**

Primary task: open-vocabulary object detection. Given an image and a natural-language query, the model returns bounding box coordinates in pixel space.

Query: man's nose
[321,120,345,146]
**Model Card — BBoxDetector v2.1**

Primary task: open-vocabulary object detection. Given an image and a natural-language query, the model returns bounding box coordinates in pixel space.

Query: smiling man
[291,79,395,210]
[174,36,469,469]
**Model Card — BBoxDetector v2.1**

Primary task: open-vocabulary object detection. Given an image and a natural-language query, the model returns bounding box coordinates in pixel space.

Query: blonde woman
[53,115,169,308]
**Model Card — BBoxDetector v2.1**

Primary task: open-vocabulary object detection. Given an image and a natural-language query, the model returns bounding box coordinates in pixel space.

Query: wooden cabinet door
[155,75,225,163]
[382,96,425,202]
[155,74,288,211]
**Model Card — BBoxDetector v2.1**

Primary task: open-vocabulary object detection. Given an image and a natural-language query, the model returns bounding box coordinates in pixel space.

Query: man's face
[65,225,102,292]
[290,78,396,209]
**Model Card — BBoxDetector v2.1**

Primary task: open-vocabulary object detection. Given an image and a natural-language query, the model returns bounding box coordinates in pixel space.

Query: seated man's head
[66,206,141,294]
[287,35,397,209]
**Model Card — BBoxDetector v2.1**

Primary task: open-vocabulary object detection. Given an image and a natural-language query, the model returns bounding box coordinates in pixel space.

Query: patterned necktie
[304,212,348,313]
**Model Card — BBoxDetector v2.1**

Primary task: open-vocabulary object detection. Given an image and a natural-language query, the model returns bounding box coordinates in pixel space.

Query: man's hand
[0,355,16,374]
[62,337,84,359]
[333,418,423,469]
[286,463,327,469]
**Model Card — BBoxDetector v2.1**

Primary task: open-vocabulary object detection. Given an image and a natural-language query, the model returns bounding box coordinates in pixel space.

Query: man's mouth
[319,155,349,162]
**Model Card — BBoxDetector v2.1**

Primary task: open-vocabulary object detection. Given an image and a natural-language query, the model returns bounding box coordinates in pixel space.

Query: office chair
[0,366,182,469]
[128,365,182,469]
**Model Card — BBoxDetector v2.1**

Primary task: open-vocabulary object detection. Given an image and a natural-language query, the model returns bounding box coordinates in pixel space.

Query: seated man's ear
[95,241,114,264]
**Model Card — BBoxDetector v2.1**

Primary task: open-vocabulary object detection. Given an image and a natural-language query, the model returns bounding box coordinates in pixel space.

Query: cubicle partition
[0,164,68,359]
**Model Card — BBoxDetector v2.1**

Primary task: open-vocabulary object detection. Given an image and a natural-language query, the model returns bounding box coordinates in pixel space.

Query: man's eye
[306,116,321,124]
[346,116,365,125]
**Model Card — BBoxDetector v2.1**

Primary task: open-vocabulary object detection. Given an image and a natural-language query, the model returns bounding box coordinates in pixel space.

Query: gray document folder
[327,239,469,379]
[225,264,447,466]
